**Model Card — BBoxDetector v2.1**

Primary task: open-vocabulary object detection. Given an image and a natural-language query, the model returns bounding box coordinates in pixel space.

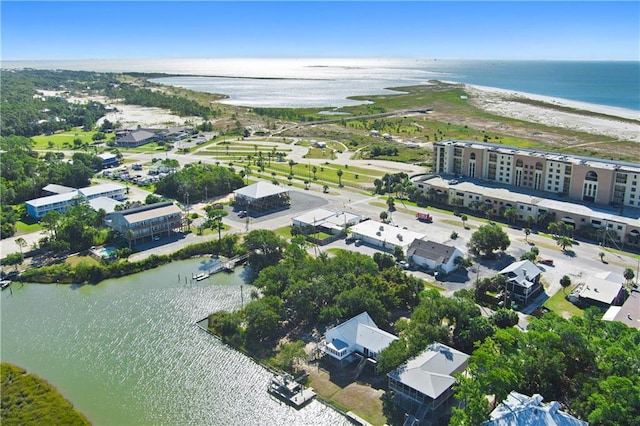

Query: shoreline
[461,83,640,143]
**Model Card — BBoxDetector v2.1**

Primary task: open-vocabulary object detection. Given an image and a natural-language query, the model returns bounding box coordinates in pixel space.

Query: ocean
[2,58,639,111]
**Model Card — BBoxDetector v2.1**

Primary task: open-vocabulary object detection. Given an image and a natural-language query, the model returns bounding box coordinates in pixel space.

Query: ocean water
[2,58,639,110]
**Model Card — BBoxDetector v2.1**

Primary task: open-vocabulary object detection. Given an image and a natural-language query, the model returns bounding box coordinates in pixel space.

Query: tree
[557,236,574,252]
[491,308,519,328]
[14,237,27,255]
[547,221,559,236]
[467,222,510,258]
[503,207,518,224]
[336,169,343,187]
[623,267,635,284]
[2,252,23,270]
[386,196,395,212]
[523,227,531,243]
[393,245,405,262]
[599,251,606,262]
[204,207,228,241]
[322,185,329,193]
[288,159,295,175]
[379,211,388,222]
[560,275,572,294]
[311,166,317,180]
[460,214,468,229]
[242,229,287,273]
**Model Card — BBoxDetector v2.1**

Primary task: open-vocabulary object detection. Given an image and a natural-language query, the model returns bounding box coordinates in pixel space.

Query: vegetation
[451,310,640,425]
[1,362,90,426]
[467,222,511,257]
[154,163,244,203]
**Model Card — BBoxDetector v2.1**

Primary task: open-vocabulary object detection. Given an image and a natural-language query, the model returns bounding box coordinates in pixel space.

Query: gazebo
[233,181,290,214]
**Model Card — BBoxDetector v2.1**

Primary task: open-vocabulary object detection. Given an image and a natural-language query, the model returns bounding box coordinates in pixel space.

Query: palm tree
[599,251,605,263]
[289,159,295,175]
[547,221,559,237]
[337,169,343,187]
[523,227,531,243]
[557,236,573,251]
[312,166,317,180]
[560,275,572,294]
[460,214,468,229]
[15,237,26,255]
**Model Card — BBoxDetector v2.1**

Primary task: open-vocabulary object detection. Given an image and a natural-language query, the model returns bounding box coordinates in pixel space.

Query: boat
[268,373,315,409]
[1,280,11,290]
[194,273,210,281]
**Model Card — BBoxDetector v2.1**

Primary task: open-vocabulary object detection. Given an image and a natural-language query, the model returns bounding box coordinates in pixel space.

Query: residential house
[105,202,185,245]
[575,271,626,309]
[499,260,544,305]
[387,343,469,420]
[407,239,464,274]
[484,391,587,426]
[603,289,640,330]
[322,312,398,362]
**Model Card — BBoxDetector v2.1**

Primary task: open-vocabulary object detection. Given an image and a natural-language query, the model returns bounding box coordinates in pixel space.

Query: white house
[407,239,464,274]
[484,391,587,426]
[322,312,398,362]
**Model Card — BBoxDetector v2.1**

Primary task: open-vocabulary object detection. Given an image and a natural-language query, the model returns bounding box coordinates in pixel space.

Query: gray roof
[118,129,156,143]
[88,197,122,214]
[119,202,182,225]
[407,239,461,263]
[387,343,469,399]
[485,391,587,426]
[26,191,81,207]
[579,273,623,305]
[603,290,640,330]
[233,181,289,200]
[500,260,542,288]
[79,183,126,197]
[42,184,76,194]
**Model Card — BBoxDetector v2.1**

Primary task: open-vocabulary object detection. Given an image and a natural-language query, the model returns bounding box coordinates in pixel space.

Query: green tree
[386,196,395,212]
[379,210,388,222]
[2,252,23,270]
[460,214,468,229]
[491,308,519,328]
[242,230,287,273]
[523,227,531,243]
[503,207,518,224]
[560,275,572,294]
[288,159,295,175]
[14,237,26,255]
[557,236,573,251]
[336,169,344,187]
[204,207,228,241]
[311,166,317,180]
[599,251,606,262]
[467,222,510,258]
[623,267,635,285]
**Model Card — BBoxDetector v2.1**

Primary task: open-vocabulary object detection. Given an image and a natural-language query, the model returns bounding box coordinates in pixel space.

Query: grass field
[1,363,90,426]
[543,288,584,318]
[31,128,106,150]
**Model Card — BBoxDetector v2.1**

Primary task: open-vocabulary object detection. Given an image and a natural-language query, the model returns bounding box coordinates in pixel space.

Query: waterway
[1,258,348,425]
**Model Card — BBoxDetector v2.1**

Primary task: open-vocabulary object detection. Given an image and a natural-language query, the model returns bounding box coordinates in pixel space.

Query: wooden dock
[268,374,316,409]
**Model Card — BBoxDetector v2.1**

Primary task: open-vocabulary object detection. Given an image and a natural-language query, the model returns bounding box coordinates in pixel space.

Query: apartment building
[433,140,640,208]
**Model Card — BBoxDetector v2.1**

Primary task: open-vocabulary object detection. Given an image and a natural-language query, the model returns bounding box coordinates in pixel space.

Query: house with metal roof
[387,343,469,421]
[499,260,544,305]
[407,239,465,274]
[233,181,290,214]
[42,183,76,196]
[484,391,587,426]
[322,312,398,362]
[105,202,185,246]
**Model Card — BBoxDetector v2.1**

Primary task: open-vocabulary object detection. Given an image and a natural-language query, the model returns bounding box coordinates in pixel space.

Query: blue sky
[2,1,639,61]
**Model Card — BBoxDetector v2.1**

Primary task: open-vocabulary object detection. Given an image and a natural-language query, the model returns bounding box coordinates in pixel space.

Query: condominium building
[26,183,127,219]
[433,140,640,208]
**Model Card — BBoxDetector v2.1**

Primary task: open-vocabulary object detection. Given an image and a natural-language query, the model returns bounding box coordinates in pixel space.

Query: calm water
[3,58,638,110]
[1,258,348,425]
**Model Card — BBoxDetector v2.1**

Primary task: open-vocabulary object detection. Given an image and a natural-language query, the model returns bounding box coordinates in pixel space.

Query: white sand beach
[464,84,640,143]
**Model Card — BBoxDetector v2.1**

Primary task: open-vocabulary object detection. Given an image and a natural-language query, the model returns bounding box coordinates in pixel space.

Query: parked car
[539,259,554,266]
[237,210,247,218]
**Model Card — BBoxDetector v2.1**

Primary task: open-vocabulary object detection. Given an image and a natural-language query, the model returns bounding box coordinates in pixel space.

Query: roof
[579,274,623,305]
[500,260,542,288]
[484,391,587,426]
[603,290,640,330]
[349,220,425,249]
[98,152,117,160]
[26,191,80,207]
[233,181,289,200]
[325,312,397,355]
[387,343,469,399]
[118,129,156,143]
[407,239,462,263]
[292,208,362,231]
[88,196,122,214]
[42,183,76,194]
[118,202,182,225]
[79,183,126,197]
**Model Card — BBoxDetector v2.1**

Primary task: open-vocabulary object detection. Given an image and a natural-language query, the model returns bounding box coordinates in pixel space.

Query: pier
[268,373,316,409]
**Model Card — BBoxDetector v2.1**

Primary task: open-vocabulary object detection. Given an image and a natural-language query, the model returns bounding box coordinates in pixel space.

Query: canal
[1,258,348,425]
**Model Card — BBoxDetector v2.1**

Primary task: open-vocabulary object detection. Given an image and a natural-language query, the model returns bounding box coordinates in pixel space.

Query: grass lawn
[273,225,293,240]
[543,288,584,318]
[16,220,42,234]
[31,128,104,150]
[65,255,100,268]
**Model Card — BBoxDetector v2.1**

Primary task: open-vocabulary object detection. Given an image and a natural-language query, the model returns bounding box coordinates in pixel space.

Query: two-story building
[105,202,185,245]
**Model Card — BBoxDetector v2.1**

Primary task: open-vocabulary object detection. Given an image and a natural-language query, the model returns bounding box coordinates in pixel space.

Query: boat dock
[268,373,316,409]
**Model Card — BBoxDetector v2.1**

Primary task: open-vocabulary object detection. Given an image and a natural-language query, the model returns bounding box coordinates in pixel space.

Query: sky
[1,1,639,61]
